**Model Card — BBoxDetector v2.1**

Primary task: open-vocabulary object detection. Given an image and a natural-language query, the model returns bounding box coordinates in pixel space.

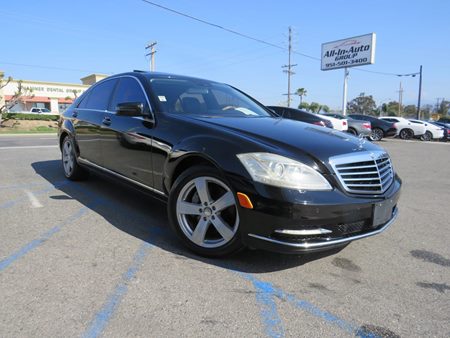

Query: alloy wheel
[371,128,383,141]
[400,129,412,140]
[62,139,75,176]
[176,176,239,248]
[422,131,432,141]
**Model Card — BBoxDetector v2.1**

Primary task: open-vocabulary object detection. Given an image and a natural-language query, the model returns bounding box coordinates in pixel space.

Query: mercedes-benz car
[58,71,401,257]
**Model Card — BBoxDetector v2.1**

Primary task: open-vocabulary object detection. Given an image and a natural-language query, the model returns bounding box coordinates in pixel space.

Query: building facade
[0,72,107,114]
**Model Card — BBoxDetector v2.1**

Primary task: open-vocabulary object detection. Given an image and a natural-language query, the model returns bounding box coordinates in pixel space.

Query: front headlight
[237,153,332,191]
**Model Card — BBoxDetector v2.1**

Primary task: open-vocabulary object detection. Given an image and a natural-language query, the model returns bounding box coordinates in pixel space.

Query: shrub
[4,113,59,121]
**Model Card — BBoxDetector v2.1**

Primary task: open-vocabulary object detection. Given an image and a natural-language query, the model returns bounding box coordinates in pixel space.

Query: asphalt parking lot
[0,134,449,338]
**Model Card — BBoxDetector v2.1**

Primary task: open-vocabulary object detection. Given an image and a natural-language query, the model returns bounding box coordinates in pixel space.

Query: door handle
[72,111,78,118]
[102,116,112,126]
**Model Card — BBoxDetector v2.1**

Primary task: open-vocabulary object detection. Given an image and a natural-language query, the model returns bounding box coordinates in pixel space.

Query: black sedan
[58,71,401,257]
[349,114,397,141]
[267,106,333,128]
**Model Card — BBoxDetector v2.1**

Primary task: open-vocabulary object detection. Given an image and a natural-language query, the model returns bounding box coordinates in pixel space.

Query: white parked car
[379,116,426,139]
[318,114,348,131]
[30,107,51,114]
[408,119,444,141]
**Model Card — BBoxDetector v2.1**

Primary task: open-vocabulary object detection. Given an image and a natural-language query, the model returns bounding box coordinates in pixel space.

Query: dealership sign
[321,33,376,71]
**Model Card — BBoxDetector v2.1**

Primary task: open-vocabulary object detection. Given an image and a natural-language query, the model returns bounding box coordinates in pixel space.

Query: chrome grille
[329,151,394,194]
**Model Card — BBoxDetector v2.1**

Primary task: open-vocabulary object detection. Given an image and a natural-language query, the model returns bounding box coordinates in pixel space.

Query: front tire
[421,131,432,142]
[168,166,244,257]
[347,128,358,136]
[61,135,89,180]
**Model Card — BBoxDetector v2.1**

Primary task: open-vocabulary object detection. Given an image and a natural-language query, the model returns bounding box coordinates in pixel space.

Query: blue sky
[1,0,448,110]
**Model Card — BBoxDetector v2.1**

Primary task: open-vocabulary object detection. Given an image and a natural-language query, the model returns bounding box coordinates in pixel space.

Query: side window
[84,79,117,110]
[282,109,291,118]
[109,77,148,111]
[77,91,91,109]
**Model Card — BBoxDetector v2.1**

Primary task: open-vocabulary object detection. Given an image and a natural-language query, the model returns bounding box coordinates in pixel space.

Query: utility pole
[282,27,297,107]
[416,65,422,119]
[145,41,157,71]
[397,81,403,116]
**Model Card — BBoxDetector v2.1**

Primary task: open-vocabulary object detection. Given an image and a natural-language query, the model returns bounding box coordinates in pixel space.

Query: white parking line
[24,190,43,208]
[386,139,450,145]
[0,145,58,150]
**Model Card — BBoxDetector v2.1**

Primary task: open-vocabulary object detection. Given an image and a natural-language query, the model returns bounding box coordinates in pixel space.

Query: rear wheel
[399,129,413,140]
[370,128,384,141]
[61,135,89,180]
[168,166,244,257]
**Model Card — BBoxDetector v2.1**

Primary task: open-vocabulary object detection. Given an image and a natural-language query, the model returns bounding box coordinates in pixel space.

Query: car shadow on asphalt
[32,160,344,273]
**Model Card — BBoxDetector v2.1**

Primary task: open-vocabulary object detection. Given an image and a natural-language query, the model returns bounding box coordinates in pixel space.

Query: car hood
[192,116,381,161]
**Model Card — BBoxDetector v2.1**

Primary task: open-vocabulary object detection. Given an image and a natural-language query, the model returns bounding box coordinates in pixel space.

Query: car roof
[109,71,222,85]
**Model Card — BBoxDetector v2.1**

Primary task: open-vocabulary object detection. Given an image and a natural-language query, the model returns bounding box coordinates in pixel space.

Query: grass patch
[0,126,57,134]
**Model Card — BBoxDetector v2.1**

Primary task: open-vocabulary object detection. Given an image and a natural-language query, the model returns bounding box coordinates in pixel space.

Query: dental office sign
[321,33,376,71]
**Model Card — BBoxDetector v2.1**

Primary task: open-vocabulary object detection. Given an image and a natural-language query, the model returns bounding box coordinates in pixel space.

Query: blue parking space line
[0,199,101,273]
[82,242,152,338]
[238,273,375,337]
[0,177,375,337]
[0,180,71,210]
[252,278,286,338]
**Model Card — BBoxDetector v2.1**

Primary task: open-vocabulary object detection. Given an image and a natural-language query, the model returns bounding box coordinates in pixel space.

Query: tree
[309,102,321,114]
[420,104,433,120]
[321,105,330,113]
[298,101,329,114]
[298,102,310,111]
[0,74,32,126]
[295,88,307,105]
[347,95,377,115]
[436,100,450,116]
[381,101,401,116]
[403,105,417,118]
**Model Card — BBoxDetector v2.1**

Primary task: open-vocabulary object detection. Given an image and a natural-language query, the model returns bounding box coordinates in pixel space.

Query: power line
[0,61,113,74]
[141,0,287,52]
[140,0,418,78]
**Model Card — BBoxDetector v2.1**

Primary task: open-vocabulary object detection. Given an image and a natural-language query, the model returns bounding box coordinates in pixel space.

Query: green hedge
[3,113,59,121]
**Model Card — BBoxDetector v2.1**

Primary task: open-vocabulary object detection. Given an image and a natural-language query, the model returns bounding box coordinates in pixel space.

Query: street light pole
[416,65,422,119]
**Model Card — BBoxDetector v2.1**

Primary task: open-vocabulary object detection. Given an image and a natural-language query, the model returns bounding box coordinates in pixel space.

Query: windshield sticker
[158,96,167,102]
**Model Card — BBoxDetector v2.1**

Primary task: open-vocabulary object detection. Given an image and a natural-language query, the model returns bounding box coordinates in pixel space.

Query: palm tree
[296,88,307,105]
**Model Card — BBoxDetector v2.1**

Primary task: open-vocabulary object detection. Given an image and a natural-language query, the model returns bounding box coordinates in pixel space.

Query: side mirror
[116,102,145,116]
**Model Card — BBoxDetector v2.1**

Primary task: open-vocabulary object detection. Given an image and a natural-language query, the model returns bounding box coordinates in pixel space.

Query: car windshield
[149,78,272,118]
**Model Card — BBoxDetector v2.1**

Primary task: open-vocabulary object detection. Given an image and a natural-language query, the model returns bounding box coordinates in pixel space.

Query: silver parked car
[323,113,372,137]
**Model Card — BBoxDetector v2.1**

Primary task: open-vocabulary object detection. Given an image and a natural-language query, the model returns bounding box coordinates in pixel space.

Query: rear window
[83,79,117,111]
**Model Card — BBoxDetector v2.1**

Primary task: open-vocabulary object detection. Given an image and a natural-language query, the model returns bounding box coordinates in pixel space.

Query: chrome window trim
[78,157,166,196]
[76,75,155,122]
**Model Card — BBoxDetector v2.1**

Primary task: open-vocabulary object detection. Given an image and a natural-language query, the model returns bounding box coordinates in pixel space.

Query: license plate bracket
[372,199,395,227]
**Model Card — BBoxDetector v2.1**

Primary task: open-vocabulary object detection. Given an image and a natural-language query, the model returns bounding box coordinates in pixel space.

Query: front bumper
[234,175,401,254]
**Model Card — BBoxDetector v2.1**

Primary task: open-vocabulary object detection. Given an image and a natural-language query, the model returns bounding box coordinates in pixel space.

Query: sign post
[342,68,349,116]
[321,33,376,115]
